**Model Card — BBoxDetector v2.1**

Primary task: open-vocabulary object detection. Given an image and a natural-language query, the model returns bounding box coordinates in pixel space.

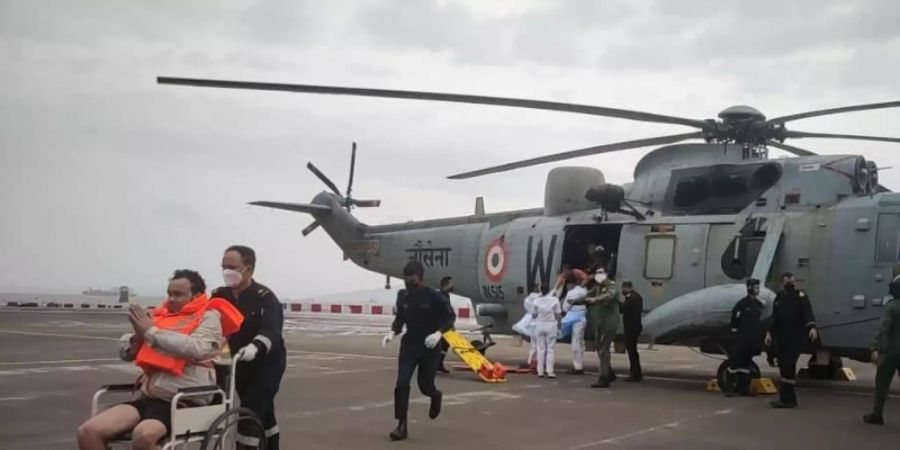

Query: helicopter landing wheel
[717,360,761,392]
[807,353,843,380]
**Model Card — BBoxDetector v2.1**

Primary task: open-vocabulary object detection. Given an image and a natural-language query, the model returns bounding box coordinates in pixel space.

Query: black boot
[770,384,797,408]
[389,420,408,441]
[591,377,611,388]
[625,369,643,382]
[863,413,884,425]
[737,374,755,397]
[429,391,442,419]
[609,368,618,382]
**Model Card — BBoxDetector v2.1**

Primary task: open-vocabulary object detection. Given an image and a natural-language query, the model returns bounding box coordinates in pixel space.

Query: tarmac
[0,309,897,449]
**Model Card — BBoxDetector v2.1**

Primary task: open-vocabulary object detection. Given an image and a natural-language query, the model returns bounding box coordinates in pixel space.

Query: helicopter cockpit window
[665,163,782,215]
[644,235,675,279]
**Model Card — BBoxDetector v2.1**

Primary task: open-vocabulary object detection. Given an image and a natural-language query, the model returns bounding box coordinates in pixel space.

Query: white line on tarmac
[288,349,395,361]
[0,328,118,341]
[290,390,521,418]
[569,408,734,449]
[0,358,121,366]
[0,396,35,402]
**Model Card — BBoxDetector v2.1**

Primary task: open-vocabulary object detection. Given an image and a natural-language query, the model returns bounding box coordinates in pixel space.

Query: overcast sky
[2,0,900,298]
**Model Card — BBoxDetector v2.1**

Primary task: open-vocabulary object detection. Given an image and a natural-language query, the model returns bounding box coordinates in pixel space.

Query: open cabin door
[560,224,624,276]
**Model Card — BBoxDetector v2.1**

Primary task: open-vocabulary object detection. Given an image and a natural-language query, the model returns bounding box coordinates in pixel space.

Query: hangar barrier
[2,300,473,319]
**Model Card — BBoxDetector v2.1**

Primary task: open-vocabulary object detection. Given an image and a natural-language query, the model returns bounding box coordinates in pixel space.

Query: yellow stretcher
[443,330,507,383]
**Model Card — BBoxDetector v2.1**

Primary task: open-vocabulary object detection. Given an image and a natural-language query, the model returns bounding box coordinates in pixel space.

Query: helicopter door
[619,223,709,309]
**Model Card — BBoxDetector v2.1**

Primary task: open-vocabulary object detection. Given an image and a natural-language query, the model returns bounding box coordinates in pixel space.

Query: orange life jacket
[135,294,243,376]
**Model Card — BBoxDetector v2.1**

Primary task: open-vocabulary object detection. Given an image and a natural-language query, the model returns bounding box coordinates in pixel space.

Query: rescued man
[381,261,454,441]
[213,245,286,449]
[582,268,619,388]
[863,274,900,425]
[558,268,589,375]
[620,280,644,382]
[766,272,818,409]
[437,276,457,374]
[77,270,242,450]
[532,284,562,378]
[726,278,765,397]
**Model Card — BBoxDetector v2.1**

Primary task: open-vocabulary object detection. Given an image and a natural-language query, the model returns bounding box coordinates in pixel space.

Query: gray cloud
[2,0,899,297]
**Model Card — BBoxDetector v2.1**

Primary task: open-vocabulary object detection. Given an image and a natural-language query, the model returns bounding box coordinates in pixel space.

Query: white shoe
[548,374,557,379]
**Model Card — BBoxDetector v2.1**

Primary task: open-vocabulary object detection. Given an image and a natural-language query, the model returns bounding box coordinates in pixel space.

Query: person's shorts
[124,397,172,432]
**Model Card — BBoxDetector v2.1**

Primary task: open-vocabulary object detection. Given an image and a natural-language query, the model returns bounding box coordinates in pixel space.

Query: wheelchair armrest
[177,385,222,395]
[92,384,139,416]
[100,383,139,392]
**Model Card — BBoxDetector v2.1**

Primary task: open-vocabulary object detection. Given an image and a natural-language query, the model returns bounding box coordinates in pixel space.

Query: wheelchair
[91,352,266,449]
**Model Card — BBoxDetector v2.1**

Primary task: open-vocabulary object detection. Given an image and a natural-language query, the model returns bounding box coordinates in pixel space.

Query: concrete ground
[0,309,898,449]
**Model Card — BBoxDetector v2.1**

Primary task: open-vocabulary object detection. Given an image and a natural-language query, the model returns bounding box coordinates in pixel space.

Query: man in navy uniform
[766,272,818,409]
[214,245,285,449]
[381,261,454,441]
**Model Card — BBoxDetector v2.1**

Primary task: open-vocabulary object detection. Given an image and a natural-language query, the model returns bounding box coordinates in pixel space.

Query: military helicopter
[159,76,900,382]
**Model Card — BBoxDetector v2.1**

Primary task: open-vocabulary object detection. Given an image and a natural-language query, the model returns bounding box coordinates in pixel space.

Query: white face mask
[223,269,244,288]
[594,273,607,283]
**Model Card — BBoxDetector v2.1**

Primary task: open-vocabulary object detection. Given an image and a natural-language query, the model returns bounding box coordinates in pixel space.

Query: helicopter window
[644,235,675,279]
[665,163,782,215]
[875,214,900,262]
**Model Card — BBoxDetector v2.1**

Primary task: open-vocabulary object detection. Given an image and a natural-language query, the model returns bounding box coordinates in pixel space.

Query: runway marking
[569,408,733,449]
[291,390,521,418]
[0,396,35,402]
[0,328,118,341]
[288,349,395,361]
[0,357,121,366]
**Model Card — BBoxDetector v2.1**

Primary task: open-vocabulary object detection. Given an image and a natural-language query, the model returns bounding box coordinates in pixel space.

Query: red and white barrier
[284,301,471,319]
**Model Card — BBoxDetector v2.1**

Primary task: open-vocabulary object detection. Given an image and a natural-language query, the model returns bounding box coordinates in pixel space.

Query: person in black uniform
[437,276,457,374]
[620,280,644,382]
[726,278,765,397]
[381,261,454,441]
[213,245,286,450]
[766,272,818,409]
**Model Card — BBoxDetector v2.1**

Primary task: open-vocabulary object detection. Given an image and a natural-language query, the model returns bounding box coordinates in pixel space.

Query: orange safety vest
[135,294,243,376]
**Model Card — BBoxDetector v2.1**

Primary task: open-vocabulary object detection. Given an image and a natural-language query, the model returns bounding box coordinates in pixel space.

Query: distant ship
[82,286,135,301]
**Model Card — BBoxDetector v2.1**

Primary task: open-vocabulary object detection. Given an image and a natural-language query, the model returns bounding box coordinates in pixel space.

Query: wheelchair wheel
[200,407,266,450]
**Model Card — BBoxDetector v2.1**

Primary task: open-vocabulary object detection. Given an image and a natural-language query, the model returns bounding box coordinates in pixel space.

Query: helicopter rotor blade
[784,130,900,144]
[306,162,343,197]
[301,221,321,237]
[768,100,900,124]
[157,77,710,129]
[448,131,703,180]
[766,141,818,157]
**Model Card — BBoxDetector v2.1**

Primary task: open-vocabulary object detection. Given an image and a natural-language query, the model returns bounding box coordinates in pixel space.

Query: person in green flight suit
[582,268,619,388]
[863,274,900,425]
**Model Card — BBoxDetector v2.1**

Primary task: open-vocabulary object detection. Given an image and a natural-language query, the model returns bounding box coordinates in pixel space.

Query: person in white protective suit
[531,285,562,378]
[557,269,589,375]
[522,282,542,369]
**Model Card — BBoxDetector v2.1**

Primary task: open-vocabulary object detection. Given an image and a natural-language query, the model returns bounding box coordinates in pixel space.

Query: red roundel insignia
[484,238,509,283]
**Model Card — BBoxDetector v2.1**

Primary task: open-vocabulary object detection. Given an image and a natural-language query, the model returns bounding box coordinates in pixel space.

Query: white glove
[381,332,395,348]
[424,331,443,349]
[238,344,258,362]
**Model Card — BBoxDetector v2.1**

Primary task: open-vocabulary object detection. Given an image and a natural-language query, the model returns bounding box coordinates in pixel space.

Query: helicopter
[158,76,900,382]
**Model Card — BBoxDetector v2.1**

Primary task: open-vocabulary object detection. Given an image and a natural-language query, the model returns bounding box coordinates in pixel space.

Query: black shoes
[389,420,408,441]
[429,391,442,419]
[591,378,611,388]
[624,374,643,382]
[567,368,585,375]
[770,400,797,409]
[863,413,884,425]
